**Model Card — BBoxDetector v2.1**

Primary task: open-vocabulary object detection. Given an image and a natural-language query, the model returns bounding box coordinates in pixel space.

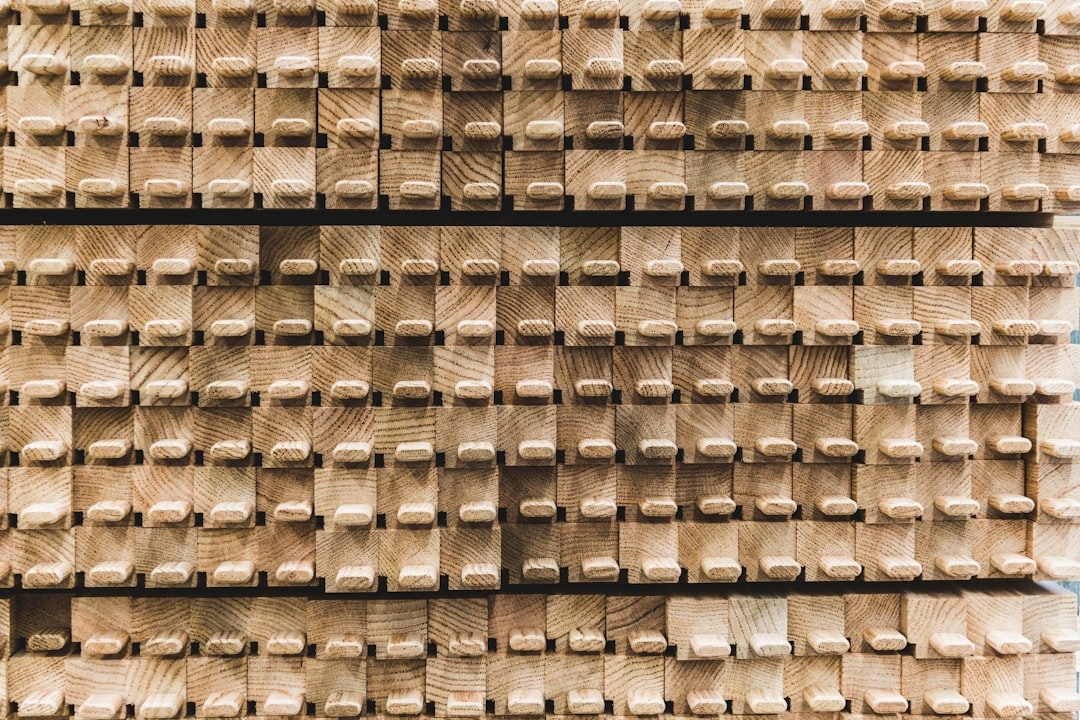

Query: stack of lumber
[0,0,1077,209]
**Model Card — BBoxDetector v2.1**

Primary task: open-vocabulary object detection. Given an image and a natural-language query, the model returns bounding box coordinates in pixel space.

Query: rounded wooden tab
[397,502,436,526]
[335,565,375,590]
[753,318,797,336]
[516,319,554,338]
[578,439,616,459]
[827,181,870,200]
[273,318,312,337]
[827,120,870,139]
[928,632,975,657]
[79,693,127,720]
[921,690,970,715]
[148,439,193,461]
[585,120,625,140]
[815,437,858,457]
[566,690,605,715]
[767,119,810,139]
[149,561,194,586]
[693,379,733,397]
[520,0,557,18]
[399,0,436,13]
[882,61,925,81]
[78,180,122,199]
[21,379,67,399]
[20,502,68,528]
[876,377,920,399]
[876,258,921,276]
[986,693,1033,718]
[818,556,862,579]
[645,59,684,80]
[454,380,492,399]
[457,441,495,463]
[863,690,908,714]
[700,556,741,581]
[864,627,907,651]
[399,258,439,276]
[336,118,378,138]
[878,496,923,518]
[522,120,565,141]
[825,58,867,79]
[332,318,373,337]
[587,181,627,200]
[641,556,681,581]
[822,0,864,14]
[936,319,981,337]
[457,319,495,338]
[267,379,309,400]
[875,318,921,336]
[879,437,924,459]
[86,500,131,524]
[15,179,63,198]
[638,438,678,459]
[270,441,311,463]
[755,495,797,515]
[332,442,373,464]
[1003,60,1048,82]
[885,120,930,141]
[577,319,617,337]
[766,58,808,79]
[395,441,435,462]
[18,116,64,136]
[333,503,374,527]
[209,439,251,461]
[767,182,810,200]
[986,493,1034,514]
[696,438,737,458]
[87,439,133,460]
[752,377,793,395]
[21,53,68,75]
[816,495,858,516]
[395,319,434,337]
[1040,688,1080,713]
[526,182,564,199]
[519,498,557,519]
[932,495,979,517]
[932,437,978,456]
[147,55,192,76]
[694,319,737,336]
[523,58,562,79]
[580,497,616,519]
[635,379,674,398]
[22,440,69,463]
[399,180,436,199]
[211,560,255,586]
[1037,556,1080,579]
[812,378,854,395]
[815,319,860,337]
[336,181,374,202]
[518,440,555,461]
[939,0,985,15]
[639,496,678,518]
[750,633,791,657]
[806,629,850,655]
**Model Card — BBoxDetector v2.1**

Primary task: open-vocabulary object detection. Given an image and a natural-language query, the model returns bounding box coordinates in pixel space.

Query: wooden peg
[878,496,923,518]
[863,689,909,714]
[149,561,194,585]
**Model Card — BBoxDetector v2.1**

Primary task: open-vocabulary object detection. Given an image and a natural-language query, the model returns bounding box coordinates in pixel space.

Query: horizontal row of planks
[0,213,1074,714]
[0,587,1077,717]
[0,0,1078,209]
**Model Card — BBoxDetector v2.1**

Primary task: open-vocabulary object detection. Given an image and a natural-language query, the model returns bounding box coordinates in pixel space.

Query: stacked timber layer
[0,223,1073,593]
[0,0,1076,209]
[0,588,1078,717]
